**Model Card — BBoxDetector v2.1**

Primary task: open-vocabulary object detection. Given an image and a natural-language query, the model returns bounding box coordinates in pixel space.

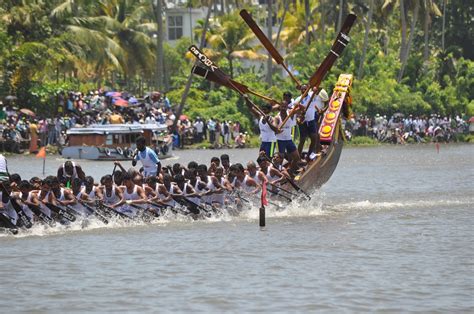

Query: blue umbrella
[128,97,138,104]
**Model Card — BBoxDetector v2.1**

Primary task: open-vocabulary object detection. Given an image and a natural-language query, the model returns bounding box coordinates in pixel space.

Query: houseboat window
[168,16,183,40]
[106,135,113,145]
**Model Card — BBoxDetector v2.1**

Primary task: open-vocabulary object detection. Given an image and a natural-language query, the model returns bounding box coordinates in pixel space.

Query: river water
[0,144,473,312]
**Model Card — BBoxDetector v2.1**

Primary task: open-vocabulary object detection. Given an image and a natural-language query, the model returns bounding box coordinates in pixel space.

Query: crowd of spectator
[1,89,472,154]
[343,113,471,144]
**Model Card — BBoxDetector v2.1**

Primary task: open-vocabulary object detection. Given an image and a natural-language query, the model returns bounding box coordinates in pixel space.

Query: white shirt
[259,117,276,142]
[276,111,296,141]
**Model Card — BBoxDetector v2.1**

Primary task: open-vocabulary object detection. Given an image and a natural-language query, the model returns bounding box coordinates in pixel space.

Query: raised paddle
[188,45,268,118]
[278,13,357,131]
[192,65,281,105]
[239,9,302,88]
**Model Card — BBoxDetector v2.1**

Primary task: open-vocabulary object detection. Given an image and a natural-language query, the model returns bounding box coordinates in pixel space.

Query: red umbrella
[179,114,189,121]
[19,108,36,117]
[114,98,129,107]
[468,117,474,123]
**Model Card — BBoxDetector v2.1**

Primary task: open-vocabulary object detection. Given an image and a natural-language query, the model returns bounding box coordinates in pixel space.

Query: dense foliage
[0,0,472,132]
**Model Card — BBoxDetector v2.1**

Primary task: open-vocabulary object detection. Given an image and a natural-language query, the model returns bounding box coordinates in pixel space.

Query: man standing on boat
[132,136,161,178]
[57,161,86,187]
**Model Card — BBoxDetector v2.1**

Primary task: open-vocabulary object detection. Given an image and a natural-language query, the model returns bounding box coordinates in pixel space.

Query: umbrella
[128,97,138,104]
[19,108,36,117]
[4,95,17,101]
[105,91,121,97]
[468,117,474,123]
[179,114,189,121]
[113,98,129,107]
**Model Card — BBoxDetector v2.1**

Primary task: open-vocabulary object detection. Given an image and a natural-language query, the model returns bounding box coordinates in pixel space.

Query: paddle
[76,199,109,224]
[95,201,132,219]
[44,202,77,222]
[0,212,19,234]
[25,203,56,227]
[278,14,357,131]
[239,9,302,88]
[262,155,311,200]
[188,45,268,118]
[266,184,292,202]
[191,65,281,105]
[10,198,33,229]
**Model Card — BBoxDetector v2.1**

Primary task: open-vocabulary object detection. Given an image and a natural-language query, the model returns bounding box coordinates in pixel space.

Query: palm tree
[398,0,420,82]
[208,11,256,78]
[421,0,442,62]
[52,0,156,87]
[357,0,374,79]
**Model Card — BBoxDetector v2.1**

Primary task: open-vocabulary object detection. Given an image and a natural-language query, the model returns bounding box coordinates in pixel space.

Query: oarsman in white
[100,175,125,208]
[118,173,149,217]
[196,164,223,206]
[0,154,9,182]
[184,169,208,206]
[212,167,231,206]
[257,103,279,158]
[294,85,329,160]
[132,136,161,178]
[82,176,103,201]
[70,178,93,216]
[256,156,285,185]
[172,173,201,207]
[50,176,75,207]
[273,98,301,175]
[57,161,86,186]
[149,174,176,207]
[0,181,18,226]
[229,163,261,195]
[246,161,268,186]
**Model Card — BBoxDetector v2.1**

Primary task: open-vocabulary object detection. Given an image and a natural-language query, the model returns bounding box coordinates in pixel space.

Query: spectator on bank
[193,117,204,143]
[109,111,124,124]
[208,118,216,144]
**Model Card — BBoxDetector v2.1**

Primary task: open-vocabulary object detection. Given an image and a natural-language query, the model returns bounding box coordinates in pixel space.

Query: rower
[273,98,301,175]
[229,163,260,195]
[208,157,220,175]
[132,136,161,178]
[184,169,208,206]
[70,178,93,216]
[118,173,149,217]
[173,174,200,206]
[17,180,36,221]
[83,176,103,201]
[100,175,124,208]
[50,176,75,207]
[256,156,285,185]
[257,103,278,158]
[294,84,319,159]
[197,164,223,206]
[0,181,18,226]
[150,174,175,207]
[220,154,231,175]
[0,154,10,182]
[246,161,267,186]
[36,177,56,219]
[57,161,86,187]
[135,174,156,198]
[213,167,232,206]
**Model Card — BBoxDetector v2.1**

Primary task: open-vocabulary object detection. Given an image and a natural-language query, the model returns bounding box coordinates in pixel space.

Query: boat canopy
[66,124,168,135]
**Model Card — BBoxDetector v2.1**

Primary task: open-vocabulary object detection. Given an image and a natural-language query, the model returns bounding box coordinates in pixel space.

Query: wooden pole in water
[259,206,265,228]
[42,157,45,175]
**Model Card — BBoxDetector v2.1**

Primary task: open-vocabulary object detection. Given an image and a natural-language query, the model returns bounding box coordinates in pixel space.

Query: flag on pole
[261,181,268,207]
[36,147,46,158]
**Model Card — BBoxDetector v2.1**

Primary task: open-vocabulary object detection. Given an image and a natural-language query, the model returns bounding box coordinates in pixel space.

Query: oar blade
[239,9,284,65]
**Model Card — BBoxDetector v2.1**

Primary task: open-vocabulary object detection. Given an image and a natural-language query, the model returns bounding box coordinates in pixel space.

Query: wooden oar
[0,212,18,234]
[76,199,109,224]
[188,45,268,118]
[25,203,56,227]
[44,202,77,222]
[278,14,357,131]
[240,9,302,88]
[192,65,281,105]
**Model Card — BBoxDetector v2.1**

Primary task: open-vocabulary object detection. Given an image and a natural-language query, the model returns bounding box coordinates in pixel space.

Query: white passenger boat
[61,124,173,160]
